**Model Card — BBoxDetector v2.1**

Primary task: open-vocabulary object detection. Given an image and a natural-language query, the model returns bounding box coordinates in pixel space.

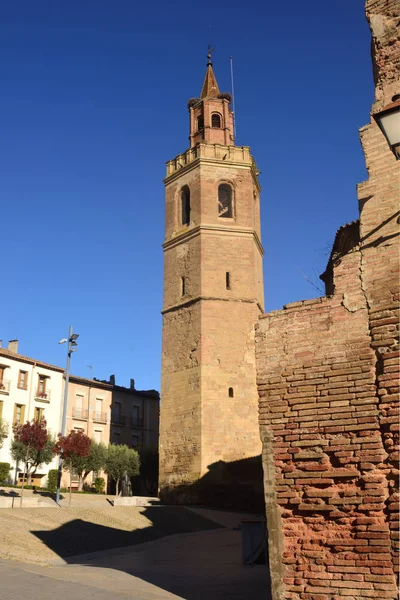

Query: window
[18,370,28,390]
[34,407,44,422]
[0,401,3,418]
[226,272,231,290]
[13,403,25,425]
[112,402,122,424]
[37,375,48,398]
[181,276,186,297]
[94,430,102,443]
[0,366,7,391]
[228,387,234,398]
[131,434,140,448]
[181,186,190,226]
[218,184,233,218]
[95,398,103,420]
[132,405,141,427]
[197,116,204,131]
[113,431,121,445]
[74,426,84,432]
[211,113,221,128]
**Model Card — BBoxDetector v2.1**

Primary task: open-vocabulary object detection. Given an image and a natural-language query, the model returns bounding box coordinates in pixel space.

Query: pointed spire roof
[200,50,220,99]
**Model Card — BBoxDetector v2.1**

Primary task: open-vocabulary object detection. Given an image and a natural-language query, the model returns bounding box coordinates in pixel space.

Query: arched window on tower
[197,116,204,131]
[211,113,221,128]
[181,186,191,226]
[218,184,233,218]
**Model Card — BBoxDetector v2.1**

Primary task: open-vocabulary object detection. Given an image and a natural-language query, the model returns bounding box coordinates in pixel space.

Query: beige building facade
[0,342,160,490]
[159,56,264,501]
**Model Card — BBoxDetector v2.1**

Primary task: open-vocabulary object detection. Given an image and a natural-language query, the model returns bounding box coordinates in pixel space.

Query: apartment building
[0,341,160,489]
[96,375,159,451]
[0,340,63,485]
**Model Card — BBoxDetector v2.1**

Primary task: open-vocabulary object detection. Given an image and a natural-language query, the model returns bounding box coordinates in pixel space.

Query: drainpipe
[145,397,150,447]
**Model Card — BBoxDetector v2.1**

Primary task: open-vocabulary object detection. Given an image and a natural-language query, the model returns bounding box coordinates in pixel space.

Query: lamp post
[56,326,79,505]
[373,95,400,159]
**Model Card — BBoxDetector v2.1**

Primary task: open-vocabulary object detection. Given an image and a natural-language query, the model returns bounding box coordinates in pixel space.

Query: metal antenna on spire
[230,56,237,141]
[207,44,214,66]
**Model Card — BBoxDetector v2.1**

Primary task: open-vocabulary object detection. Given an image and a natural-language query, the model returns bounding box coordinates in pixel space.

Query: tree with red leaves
[13,419,48,507]
[54,430,91,505]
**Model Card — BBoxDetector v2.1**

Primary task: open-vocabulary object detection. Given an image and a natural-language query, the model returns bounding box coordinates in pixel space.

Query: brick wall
[256,1,399,597]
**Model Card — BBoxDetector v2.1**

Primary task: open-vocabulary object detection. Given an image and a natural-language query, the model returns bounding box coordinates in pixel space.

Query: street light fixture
[373,95,400,160]
[56,326,79,505]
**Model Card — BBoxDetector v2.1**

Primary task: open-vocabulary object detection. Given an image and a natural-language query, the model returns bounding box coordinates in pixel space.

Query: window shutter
[21,405,25,424]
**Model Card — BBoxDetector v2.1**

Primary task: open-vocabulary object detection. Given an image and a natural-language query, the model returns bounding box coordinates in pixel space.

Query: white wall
[0,356,64,485]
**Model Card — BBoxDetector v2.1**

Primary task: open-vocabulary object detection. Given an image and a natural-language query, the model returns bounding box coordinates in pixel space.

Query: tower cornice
[165,143,261,191]
[162,223,264,256]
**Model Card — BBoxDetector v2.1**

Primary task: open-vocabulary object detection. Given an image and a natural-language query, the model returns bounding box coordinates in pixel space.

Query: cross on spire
[200,47,220,99]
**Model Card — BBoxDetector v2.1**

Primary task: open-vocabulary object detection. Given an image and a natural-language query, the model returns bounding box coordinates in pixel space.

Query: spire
[200,47,220,99]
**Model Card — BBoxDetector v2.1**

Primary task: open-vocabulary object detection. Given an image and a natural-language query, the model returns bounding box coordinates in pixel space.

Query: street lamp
[373,95,400,159]
[55,326,79,504]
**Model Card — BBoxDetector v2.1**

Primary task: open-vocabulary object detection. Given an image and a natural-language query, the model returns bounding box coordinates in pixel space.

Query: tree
[105,444,140,497]
[12,419,48,507]
[72,440,107,492]
[0,418,8,449]
[11,432,55,486]
[54,430,91,505]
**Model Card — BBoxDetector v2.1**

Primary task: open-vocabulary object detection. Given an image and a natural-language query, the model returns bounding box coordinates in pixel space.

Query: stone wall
[256,1,399,598]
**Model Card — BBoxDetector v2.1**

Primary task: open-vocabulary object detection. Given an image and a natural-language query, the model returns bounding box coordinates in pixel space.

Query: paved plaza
[0,505,270,600]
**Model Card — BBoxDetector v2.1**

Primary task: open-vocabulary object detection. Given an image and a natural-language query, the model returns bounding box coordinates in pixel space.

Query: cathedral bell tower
[159,53,264,503]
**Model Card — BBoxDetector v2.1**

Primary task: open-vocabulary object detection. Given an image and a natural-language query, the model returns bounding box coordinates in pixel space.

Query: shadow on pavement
[31,506,271,600]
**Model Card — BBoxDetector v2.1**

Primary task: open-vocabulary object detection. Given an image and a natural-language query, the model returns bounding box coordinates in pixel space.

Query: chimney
[110,374,116,386]
[130,378,135,390]
[8,340,18,353]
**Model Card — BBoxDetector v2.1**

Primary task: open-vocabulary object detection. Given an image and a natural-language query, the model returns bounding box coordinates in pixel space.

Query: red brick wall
[256,2,399,598]
[257,248,399,599]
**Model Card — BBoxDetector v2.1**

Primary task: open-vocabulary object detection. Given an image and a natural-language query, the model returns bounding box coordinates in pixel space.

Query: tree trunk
[115,478,120,498]
[26,471,32,486]
[69,468,72,507]
[77,473,84,492]
[20,448,30,508]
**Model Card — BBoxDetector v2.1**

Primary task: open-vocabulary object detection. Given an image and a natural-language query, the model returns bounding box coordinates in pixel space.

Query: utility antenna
[230,56,236,141]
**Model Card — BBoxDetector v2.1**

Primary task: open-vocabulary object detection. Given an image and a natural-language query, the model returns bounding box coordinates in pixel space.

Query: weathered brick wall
[256,246,399,599]
[256,1,399,597]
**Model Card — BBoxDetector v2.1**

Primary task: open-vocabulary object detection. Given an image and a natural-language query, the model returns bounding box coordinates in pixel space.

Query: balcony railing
[35,389,51,402]
[129,417,144,428]
[0,380,10,394]
[72,408,88,420]
[93,411,107,423]
[111,414,125,426]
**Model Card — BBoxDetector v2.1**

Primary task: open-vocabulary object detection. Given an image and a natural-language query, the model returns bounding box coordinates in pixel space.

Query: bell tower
[159,53,264,503]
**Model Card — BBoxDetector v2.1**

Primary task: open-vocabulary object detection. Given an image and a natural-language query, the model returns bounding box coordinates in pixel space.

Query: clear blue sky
[1,1,373,391]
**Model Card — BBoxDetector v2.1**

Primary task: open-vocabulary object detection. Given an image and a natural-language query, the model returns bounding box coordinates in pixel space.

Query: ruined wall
[256,244,399,599]
[256,1,399,597]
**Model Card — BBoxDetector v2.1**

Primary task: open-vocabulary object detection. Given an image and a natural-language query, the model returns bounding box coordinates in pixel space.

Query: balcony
[111,414,125,426]
[129,417,144,428]
[0,380,10,395]
[92,411,108,424]
[35,389,51,403]
[72,408,88,420]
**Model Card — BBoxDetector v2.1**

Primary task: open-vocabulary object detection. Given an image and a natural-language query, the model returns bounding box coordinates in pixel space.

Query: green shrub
[94,477,105,494]
[0,462,10,483]
[47,469,58,493]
